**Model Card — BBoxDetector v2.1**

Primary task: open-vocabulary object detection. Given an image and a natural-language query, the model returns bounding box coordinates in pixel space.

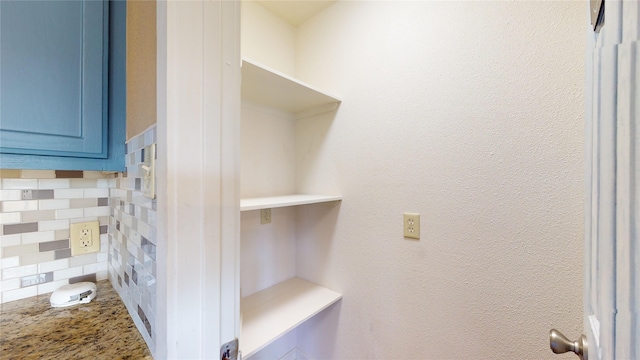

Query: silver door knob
[549,329,588,360]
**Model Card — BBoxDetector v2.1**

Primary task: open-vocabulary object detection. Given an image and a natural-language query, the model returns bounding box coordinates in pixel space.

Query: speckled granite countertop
[0,280,152,360]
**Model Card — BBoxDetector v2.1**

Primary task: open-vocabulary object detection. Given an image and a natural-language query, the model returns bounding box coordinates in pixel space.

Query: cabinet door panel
[0,0,107,158]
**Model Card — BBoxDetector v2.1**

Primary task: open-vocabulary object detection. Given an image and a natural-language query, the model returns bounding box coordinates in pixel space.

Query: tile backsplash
[108,126,157,355]
[0,170,113,303]
[0,126,158,356]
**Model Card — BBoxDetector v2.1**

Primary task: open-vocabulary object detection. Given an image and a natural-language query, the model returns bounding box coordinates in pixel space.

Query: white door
[555,1,640,359]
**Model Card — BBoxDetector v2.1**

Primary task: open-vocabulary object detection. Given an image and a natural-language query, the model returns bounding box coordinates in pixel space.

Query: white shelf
[241,58,340,117]
[241,277,342,358]
[240,194,342,211]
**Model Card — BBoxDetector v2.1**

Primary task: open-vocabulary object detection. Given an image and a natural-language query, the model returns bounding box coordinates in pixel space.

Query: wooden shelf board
[241,277,342,358]
[240,194,342,211]
[241,58,340,115]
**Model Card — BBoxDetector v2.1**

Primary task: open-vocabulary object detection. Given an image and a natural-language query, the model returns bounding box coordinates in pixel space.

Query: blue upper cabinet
[0,0,125,171]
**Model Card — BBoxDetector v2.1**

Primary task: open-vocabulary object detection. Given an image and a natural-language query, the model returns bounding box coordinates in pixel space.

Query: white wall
[241,106,296,199]
[243,1,585,359]
[241,0,296,76]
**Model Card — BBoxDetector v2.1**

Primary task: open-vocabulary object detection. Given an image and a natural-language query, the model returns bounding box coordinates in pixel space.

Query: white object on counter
[50,282,97,307]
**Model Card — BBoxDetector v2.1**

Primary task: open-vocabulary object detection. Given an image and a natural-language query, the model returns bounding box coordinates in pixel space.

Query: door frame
[584,0,638,358]
[155,1,241,358]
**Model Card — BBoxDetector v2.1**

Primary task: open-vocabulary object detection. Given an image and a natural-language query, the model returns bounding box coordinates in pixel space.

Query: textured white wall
[294,1,585,359]
[241,106,296,199]
[242,0,585,359]
[241,206,297,297]
[241,0,297,76]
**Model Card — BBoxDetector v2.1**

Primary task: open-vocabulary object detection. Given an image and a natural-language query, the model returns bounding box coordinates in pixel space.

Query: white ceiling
[255,0,337,26]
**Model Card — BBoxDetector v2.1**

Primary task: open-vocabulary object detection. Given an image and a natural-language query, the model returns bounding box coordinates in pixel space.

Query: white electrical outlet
[80,228,93,247]
[260,208,271,224]
[71,221,100,256]
[403,212,420,239]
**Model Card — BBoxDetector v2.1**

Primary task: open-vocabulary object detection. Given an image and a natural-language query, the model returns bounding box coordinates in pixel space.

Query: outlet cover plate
[143,144,156,199]
[403,212,420,239]
[70,221,100,256]
[260,208,272,224]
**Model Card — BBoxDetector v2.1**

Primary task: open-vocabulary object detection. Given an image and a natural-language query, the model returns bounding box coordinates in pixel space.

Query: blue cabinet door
[0,0,108,158]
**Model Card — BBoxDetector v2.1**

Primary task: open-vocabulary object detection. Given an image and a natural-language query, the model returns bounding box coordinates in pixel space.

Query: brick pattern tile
[0,171,113,303]
[109,126,157,353]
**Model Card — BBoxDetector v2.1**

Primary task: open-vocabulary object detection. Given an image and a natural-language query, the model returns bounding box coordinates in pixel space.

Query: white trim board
[156,1,240,358]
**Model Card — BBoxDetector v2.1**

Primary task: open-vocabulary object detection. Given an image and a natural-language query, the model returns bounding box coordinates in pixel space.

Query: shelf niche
[240,55,341,358]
